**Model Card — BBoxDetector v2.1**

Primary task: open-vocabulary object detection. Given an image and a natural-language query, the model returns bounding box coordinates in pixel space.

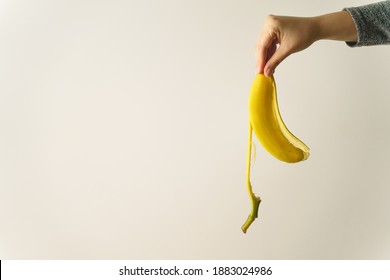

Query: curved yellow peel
[250,74,309,163]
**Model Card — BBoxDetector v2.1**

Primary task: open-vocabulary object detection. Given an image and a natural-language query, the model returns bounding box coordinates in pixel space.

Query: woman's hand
[256,11,357,76]
[256,15,318,76]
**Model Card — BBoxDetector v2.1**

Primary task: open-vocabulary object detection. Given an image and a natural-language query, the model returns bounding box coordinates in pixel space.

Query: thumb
[264,44,290,77]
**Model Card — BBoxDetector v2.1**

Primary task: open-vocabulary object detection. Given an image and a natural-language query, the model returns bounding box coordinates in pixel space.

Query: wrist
[313,11,357,42]
[307,16,323,43]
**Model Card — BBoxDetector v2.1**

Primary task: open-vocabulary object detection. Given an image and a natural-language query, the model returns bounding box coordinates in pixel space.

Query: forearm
[312,11,358,43]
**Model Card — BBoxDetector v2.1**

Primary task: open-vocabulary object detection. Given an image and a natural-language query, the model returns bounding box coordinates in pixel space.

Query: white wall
[1,0,389,259]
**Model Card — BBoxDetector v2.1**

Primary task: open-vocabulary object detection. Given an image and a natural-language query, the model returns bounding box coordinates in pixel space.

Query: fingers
[264,39,278,76]
[264,44,290,77]
[257,34,288,77]
[256,30,277,74]
[255,15,293,77]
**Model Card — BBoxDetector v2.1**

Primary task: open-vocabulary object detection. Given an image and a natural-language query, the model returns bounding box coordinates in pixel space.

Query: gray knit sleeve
[344,1,390,47]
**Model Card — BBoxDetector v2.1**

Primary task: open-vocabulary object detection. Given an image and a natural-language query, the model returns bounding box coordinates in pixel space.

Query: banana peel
[242,74,309,233]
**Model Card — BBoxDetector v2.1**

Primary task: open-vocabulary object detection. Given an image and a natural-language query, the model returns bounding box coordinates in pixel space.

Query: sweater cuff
[343,8,359,47]
[344,2,390,47]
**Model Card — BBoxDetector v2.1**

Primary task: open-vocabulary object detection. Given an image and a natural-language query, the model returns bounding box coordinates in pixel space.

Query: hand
[255,12,357,76]
[256,15,317,76]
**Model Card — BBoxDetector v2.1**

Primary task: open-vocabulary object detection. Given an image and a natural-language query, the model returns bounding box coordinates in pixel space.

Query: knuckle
[272,58,281,68]
[265,14,279,26]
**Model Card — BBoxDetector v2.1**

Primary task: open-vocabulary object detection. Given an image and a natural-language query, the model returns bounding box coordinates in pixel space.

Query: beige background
[1,0,389,259]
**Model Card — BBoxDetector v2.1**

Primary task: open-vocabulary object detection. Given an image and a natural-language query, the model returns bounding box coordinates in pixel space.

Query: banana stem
[241,121,261,233]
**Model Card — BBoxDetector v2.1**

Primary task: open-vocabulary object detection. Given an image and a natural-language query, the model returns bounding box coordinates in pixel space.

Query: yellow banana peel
[242,74,310,233]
